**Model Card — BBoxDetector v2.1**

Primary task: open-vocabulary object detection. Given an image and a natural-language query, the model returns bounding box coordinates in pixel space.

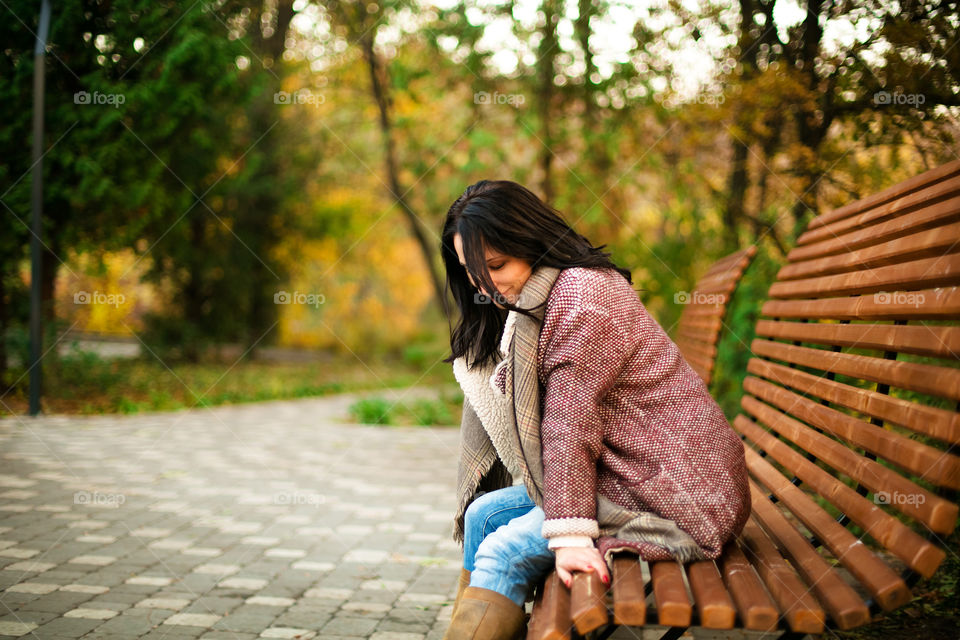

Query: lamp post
[30,0,51,416]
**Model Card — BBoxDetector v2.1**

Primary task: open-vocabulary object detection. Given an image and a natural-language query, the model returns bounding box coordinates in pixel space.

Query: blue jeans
[462,484,555,606]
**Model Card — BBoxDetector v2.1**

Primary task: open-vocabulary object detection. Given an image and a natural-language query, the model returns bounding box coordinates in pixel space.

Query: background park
[0,1,958,639]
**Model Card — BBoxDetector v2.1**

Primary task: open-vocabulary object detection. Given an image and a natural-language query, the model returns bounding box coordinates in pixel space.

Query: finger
[556,567,571,588]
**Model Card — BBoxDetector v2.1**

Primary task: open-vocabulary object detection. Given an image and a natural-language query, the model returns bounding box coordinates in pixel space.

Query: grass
[0,342,463,424]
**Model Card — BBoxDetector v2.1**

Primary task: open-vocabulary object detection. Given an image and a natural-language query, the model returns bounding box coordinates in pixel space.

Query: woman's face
[453,233,533,309]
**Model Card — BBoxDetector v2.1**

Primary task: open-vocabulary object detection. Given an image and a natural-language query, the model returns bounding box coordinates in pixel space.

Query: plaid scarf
[452,265,707,564]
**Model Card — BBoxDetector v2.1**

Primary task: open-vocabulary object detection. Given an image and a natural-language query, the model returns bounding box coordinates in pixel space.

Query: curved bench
[674,245,758,386]
[526,159,960,640]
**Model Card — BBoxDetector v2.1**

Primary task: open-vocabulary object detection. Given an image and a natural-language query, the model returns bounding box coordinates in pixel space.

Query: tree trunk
[358,31,446,312]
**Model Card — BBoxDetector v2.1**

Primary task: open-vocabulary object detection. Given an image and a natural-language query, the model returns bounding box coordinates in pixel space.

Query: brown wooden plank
[744,375,960,490]
[681,305,728,319]
[570,570,608,634]
[746,447,913,611]
[526,571,571,640]
[747,481,871,630]
[795,184,960,259]
[740,394,958,534]
[754,319,960,360]
[748,357,960,447]
[678,315,723,332]
[686,560,736,628]
[782,219,960,281]
[611,555,646,625]
[768,253,960,299]
[750,338,960,405]
[735,414,947,578]
[760,286,960,321]
[718,543,779,631]
[651,561,692,627]
[802,161,960,233]
[738,518,825,634]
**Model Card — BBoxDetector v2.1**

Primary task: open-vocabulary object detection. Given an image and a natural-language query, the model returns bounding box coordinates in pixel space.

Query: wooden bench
[526,159,960,639]
[674,245,758,386]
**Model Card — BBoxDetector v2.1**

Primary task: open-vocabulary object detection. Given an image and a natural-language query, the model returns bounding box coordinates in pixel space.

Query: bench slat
[750,338,960,404]
[526,572,571,640]
[768,254,960,299]
[798,167,960,242]
[755,319,960,359]
[746,447,912,611]
[761,286,960,321]
[738,519,825,633]
[741,394,957,533]
[748,481,870,630]
[735,414,947,578]
[793,182,960,260]
[687,560,736,628]
[651,561,692,627]
[744,375,960,490]
[570,570,608,634]
[782,218,960,281]
[611,555,646,625]
[718,543,778,631]
[748,357,960,446]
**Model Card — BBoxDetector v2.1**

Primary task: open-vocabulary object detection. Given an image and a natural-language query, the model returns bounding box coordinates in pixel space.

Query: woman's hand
[554,546,610,588]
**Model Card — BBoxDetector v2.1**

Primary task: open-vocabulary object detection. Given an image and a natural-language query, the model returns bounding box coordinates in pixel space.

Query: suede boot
[442,586,526,640]
[450,568,471,618]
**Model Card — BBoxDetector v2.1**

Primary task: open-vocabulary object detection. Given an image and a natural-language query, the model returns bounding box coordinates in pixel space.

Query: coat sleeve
[539,300,629,540]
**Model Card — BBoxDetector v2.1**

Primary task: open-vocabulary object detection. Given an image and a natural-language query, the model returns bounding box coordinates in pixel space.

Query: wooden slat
[651,561,692,627]
[795,183,960,257]
[782,219,960,281]
[768,253,960,299]
[740,394,957,533]
[611,555,646,625]
[744,375,960,490]
[527,572,571,640]
[681,306,727,320]
[718,543,778,631]
[687,560,736,628]
[748,481,870,630]
[678,315,723,332]
[570,570,608,634]
[748,357,960,447]
[750,338,960,405]
[746,447,913,611]
[735,414,946,578]
[761,286,960,321]
[676,334,718,360]
[738,518,825,634]
[754,319,960,360]
[800,163,960,236]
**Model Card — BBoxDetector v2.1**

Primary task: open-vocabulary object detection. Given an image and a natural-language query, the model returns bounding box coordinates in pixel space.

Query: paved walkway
[0,391,463,640]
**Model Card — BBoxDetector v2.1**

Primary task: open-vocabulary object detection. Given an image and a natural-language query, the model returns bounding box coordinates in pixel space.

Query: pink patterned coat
[495,266,750,560]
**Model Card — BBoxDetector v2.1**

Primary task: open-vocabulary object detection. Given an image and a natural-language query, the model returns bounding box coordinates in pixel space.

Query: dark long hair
[441,179,638,371]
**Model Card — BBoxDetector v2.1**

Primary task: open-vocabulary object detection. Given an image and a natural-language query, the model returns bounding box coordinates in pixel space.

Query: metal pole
[29,0,51,416]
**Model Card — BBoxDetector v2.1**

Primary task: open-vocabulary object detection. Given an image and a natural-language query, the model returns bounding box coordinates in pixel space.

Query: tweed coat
[455,265,750,562]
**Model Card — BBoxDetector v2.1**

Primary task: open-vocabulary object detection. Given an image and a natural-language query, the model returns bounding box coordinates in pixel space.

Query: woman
[440,180,750,639]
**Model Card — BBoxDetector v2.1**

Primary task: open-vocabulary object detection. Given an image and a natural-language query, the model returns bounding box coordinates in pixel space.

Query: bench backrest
[675,245,757,385]
[732,159,960,627]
